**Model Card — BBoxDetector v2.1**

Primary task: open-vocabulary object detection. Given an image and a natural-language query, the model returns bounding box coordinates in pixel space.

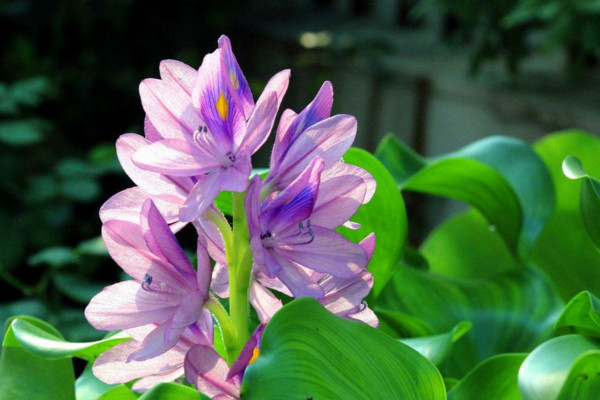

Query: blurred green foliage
[420,0,600,76]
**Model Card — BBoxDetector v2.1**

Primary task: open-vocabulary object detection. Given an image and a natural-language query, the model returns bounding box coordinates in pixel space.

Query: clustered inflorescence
[85,35,377,399]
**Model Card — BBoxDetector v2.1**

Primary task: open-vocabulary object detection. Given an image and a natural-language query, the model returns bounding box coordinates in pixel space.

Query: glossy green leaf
[562,155,600,251]
[10,317,129,361]
[376,135,522,255]
[519,335,600,400]
[406,158,522,253]
[533,130,600,299]
[377,264,562,377]
[96,386,139,400]
[375,308,435,338]
[421,210,517,279]
[401,321,472,367]
[555,291,600,336]
[0,316,76,400]
[341,147,408,297]
[452,136,555,257]
[375,134,426,184]
[137,383,210,400]
[447,354,527,400]
[556,351,600,400]
[242,298,446,399]
[378,135,555,257]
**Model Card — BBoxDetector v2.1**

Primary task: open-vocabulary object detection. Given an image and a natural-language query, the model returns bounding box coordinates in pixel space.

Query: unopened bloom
[263,81,357,194]
[86,199,211,361]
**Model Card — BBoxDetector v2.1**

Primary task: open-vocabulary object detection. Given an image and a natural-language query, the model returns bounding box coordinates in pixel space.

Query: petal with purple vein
[274,114,356,188]
[140,199,195,281]
[133,138,221,176]
[139,78,201,140]
[276,226,366,278]
[92,340,185,386]
[85,281,179,331]
[185,344,241,398]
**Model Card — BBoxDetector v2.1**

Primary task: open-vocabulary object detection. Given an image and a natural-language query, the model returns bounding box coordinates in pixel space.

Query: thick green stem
[228,192,252,361]
[206,193,253,364]
[204,296,237,363]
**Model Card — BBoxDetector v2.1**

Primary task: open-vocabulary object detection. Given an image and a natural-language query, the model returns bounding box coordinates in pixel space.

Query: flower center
[140,273,179,294]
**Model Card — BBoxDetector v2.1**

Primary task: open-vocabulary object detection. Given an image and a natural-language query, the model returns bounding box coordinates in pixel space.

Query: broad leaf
[377,264,562,376]
[376,308,435,338]
[555,291,600,337]
[519,335,600,400]
[97,386,139,400]
[532,130,600,299]
[404,158,522,253]
[341,147,408,297]
[376,135,523,255]
[137,383,209,400]
[421,210,517,279]
[10,317,129,361]
[447,354,527,400]
[375,134,426,184]
[401,321,472,367]
[452,136,554,257]
[0,316,76,400]
[562,155,600,251]
[242,298,446,399]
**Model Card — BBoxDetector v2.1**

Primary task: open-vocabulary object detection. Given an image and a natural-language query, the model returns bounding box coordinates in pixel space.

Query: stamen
[292,219,315,244]
[193,127,208,147]
[225,151,235,162]
[357,301,368,312]
[141,273,153,291]
[139,273,179,295]
[260,231,272,239]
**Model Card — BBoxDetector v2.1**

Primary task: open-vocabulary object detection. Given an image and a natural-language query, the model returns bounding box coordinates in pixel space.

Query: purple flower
[245,158,370,298]
[91,314,213,392]
[184,325,265,399]
[86,199,211,361]
[132,36,290,221]
[263,81,357,194]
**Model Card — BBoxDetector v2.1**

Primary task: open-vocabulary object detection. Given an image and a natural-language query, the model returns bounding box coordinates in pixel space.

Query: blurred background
[2,0,600,341]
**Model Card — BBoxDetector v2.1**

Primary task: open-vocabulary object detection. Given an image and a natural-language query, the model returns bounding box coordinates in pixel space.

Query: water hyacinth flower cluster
[85,35,377,397]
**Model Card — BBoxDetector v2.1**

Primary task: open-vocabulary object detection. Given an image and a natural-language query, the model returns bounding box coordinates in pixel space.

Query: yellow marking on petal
[249,347,260,364]
[229,70,240,90]
[216,92,228,121]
